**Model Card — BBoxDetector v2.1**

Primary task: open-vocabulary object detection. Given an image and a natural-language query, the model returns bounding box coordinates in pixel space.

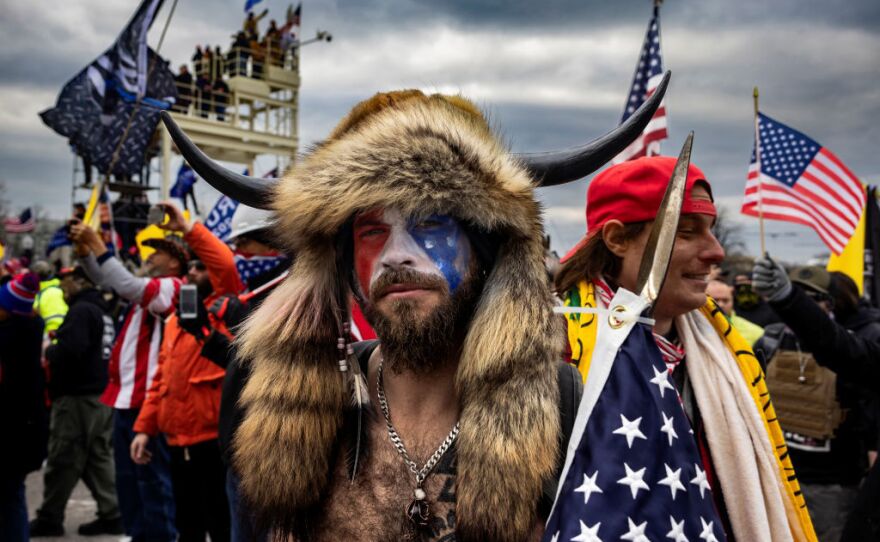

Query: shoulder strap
[352,340,379,373]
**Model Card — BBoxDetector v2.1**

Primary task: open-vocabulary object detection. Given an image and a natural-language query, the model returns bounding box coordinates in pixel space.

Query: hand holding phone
[179,284,199,319]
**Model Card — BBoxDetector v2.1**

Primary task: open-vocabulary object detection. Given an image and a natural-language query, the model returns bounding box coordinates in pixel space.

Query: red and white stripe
[742,148,865,255]
[613,75,668,164]
[101,276,181,409]
[3,217,35,233]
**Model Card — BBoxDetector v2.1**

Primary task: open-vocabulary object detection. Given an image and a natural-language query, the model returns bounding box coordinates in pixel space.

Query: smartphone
[147,205,167,226]
[179,284,199,319]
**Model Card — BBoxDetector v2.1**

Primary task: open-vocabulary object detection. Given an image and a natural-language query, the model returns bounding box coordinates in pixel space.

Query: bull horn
[518,70,671,187]
[160,111,276,209]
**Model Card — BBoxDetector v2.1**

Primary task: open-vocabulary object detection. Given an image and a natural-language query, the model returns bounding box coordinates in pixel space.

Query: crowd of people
[172,9,298,120]
[2,90,880,542]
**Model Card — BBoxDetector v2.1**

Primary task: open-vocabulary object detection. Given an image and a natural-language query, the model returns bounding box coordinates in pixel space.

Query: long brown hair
[554,222,647,295]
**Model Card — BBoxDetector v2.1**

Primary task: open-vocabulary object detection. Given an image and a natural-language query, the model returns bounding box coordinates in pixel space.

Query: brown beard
[362,267,481,375]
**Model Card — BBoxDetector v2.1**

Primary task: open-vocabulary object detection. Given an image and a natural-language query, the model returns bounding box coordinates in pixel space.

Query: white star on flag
[613,414,647,448]
[617,463,650,499]
[571,520,602,542]
[574,471,604,505]
[657,463,686,500]
[660,411,679,446]
[699,517,719,542]
[650,365,675,398]
[666,516,688,542]
[690,464,711,498]
[621,517,649,542]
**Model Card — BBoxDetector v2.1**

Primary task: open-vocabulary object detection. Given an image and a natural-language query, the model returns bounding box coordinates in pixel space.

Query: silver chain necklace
[377,359,460,528]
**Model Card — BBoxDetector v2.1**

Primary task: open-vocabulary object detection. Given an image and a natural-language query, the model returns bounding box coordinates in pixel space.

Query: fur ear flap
[232,245,348,529]
[455,227,562,541]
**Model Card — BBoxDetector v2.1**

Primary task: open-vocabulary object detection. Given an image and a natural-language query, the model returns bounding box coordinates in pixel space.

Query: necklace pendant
[798,374,807,384]
[406,491,430,527]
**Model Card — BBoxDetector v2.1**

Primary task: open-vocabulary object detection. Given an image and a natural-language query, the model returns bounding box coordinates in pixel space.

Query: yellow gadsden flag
[827,184,867,294]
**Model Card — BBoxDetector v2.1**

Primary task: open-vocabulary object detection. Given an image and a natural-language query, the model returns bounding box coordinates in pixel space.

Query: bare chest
[312,421,458,542]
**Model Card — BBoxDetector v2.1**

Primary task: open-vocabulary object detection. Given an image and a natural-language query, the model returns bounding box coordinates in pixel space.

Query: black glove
[177,296,211,340]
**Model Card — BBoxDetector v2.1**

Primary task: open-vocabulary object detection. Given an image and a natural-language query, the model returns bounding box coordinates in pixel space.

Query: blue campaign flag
[545,289,725,542]
[45,226,73,256]
[244,0,264,12]
[204,195,239,242]
[170,163,197,199]
[40,0,177,177]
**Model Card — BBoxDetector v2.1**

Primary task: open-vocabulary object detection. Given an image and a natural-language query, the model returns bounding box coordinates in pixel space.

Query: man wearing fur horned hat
[159,75,667,541]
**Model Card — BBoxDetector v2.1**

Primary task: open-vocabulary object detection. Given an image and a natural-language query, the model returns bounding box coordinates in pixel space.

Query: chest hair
[310,417,458,542]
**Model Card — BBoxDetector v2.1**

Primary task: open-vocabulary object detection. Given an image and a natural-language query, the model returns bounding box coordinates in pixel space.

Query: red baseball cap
[560,156,716,263]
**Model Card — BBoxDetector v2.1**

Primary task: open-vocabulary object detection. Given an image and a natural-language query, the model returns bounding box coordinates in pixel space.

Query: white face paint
[353,207,472,299]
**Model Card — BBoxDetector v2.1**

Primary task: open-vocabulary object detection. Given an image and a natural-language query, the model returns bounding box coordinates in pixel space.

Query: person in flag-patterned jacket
[71,218,182,542]
[72,201,239,542]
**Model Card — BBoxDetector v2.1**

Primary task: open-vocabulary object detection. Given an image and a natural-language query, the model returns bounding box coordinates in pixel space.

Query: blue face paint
[406,214,470,292]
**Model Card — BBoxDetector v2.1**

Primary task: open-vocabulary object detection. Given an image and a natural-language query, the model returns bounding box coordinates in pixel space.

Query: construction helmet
[228,204,275,242]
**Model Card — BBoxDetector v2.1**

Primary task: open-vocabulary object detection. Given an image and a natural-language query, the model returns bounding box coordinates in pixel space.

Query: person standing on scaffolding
[243,8,267,40]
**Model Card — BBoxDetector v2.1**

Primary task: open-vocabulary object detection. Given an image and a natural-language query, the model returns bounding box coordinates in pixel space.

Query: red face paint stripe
[353,210,390,298]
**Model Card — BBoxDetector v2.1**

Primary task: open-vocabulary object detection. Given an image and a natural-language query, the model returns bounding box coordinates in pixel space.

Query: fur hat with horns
[161,75,669,541]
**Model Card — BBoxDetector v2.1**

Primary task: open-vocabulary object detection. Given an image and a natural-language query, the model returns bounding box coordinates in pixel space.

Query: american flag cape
[742,112,865,255]
[613,5,668,164]
[544,289,725,542]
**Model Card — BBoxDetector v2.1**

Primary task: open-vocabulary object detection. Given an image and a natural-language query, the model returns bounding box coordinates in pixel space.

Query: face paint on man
[353,208,472,302]
[353,207,477,373]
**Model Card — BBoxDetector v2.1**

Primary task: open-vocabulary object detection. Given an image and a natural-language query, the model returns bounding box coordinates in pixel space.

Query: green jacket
[730,311,764,346]
[33,278,68,336]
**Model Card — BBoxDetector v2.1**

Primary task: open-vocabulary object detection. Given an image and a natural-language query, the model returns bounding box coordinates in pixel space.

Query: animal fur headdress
[161,77,669,541]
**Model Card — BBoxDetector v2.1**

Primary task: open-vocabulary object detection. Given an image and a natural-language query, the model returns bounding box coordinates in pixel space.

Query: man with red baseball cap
[554,156,816,541]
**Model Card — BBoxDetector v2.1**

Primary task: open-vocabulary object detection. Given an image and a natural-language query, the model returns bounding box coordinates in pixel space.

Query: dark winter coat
[0,314,48,478]
[45,288,114,399]
[769,286,880,387]
[760,287,880,486]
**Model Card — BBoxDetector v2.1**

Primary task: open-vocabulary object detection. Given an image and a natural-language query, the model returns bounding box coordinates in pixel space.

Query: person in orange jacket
[130,202,243,542]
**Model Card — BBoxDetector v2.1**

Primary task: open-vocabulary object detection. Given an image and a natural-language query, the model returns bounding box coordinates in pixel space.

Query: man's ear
[601,220,630,257]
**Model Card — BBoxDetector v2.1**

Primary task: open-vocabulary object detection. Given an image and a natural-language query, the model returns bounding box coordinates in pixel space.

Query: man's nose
[701,232,725,264]
[379,228,419,269]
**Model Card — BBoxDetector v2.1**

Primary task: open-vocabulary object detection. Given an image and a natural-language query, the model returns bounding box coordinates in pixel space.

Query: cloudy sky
[1,0,878,261]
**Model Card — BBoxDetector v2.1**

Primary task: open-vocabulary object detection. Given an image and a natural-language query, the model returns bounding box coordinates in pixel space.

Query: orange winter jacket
[134,223,244,446]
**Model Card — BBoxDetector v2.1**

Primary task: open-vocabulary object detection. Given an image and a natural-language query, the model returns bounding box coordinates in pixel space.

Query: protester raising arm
[753,256,880,386]
[155,201,243,299]
[71,222,180,314]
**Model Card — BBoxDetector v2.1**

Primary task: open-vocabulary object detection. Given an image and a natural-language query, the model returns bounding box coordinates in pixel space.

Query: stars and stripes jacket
[81,251,181,410]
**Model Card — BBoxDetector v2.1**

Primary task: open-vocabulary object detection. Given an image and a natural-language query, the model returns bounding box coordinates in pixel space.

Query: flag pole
[753,86,766,255]
[103,0,180,183]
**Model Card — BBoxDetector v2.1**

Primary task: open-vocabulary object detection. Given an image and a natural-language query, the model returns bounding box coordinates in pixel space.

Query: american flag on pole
[742,112,866,255]
[4,208,36,233]
[613,5,668,164]
[544,289,725,542]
